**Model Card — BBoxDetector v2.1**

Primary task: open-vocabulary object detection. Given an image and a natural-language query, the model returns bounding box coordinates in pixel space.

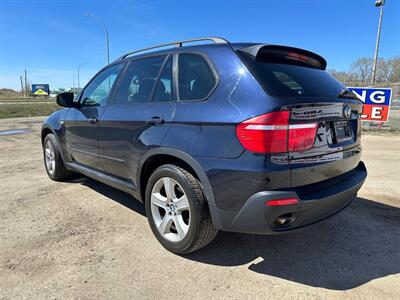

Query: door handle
[87,117,98,124]
[145,117,164,125]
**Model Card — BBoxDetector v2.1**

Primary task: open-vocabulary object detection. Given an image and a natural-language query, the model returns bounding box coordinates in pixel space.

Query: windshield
[238,52,346,98]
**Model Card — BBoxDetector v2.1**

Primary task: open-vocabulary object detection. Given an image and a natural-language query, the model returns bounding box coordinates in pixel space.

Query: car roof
[113,42,260,63]
[111,40,326,70]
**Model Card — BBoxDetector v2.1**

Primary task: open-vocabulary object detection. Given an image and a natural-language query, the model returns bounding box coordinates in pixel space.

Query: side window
[115,55,165,104]
[178,53,216,101]
[80,63,124,107]
[153,56,174,102]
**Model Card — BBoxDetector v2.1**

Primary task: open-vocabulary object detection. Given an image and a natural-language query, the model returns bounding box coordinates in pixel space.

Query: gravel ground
[0,117,399,299]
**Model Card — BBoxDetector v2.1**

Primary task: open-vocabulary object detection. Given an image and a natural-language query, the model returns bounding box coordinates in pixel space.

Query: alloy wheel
[44,140,56,175]
[150,177,191,242]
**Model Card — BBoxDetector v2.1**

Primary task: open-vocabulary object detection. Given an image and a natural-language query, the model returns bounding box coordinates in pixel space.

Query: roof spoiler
[237,44,327,70]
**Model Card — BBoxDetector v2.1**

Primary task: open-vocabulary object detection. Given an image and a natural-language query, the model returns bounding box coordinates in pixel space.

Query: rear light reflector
[265,198,299,206]
[236,111,317,153]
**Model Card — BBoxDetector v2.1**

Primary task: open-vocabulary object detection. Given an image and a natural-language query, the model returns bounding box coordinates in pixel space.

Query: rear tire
[43,133,73,181]
[145,164,217,254]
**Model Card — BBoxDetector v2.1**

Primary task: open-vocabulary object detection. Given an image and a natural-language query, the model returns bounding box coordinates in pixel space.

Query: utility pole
[24,69,28,98]
[20,76,24,96]
[371,0,385,85]
[77,63,86,88]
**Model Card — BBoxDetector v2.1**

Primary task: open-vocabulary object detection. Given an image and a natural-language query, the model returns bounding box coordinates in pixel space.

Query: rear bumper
[209,161,367,234]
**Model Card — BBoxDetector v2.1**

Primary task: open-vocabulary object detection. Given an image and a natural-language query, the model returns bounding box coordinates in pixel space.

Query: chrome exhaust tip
[275,213,296,226]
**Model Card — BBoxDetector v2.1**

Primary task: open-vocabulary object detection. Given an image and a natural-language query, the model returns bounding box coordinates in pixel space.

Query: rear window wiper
[337,89,358,99]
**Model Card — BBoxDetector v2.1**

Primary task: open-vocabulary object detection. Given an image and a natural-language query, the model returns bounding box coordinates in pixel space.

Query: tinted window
[115,55,165,104]
[153,56,174,102]
[80,63,124,107]
[238,52,345,98]
[178,53,216,101]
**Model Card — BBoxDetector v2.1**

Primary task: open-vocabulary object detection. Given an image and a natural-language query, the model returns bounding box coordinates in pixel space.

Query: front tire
[43,133,73,181]
[145,164,217,254]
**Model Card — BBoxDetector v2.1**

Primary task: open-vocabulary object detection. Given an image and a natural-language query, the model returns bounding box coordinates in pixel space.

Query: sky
[0,0,399,91]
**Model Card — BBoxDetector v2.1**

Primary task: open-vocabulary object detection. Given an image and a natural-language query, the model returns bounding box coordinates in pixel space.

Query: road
[0,117,399,299]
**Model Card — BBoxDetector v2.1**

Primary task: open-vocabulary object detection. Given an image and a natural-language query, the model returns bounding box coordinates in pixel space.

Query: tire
[43,133,73,181]
[145,164,218,254]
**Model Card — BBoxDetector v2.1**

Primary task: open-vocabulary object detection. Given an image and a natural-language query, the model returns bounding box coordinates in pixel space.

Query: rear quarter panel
[162,45,292,210]
[162,44,274,158]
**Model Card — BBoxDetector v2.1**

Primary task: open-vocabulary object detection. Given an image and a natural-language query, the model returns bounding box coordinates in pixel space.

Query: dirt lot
[0,117,399,299]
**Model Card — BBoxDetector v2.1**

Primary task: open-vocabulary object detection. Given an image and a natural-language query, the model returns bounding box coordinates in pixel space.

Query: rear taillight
[235,111,317,153]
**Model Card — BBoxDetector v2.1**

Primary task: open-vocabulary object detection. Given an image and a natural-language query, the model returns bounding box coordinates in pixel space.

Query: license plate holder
[333,121,352,143]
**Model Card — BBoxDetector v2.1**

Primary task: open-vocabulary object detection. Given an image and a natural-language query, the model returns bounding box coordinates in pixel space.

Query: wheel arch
[41,125,70,164]
[41,125,56,145]
[138,148,216,206]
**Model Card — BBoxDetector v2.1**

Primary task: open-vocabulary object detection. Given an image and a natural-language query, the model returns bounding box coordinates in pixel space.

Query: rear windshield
[238,52,345,98]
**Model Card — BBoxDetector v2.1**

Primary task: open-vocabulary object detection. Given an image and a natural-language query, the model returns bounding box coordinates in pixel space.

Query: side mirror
[56,92,76,108]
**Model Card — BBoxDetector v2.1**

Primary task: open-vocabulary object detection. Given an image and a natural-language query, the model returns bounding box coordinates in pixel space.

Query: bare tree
[329,56,399,85]
[350,58,373,85]
[378,56,400,83]
[329,69,358,84]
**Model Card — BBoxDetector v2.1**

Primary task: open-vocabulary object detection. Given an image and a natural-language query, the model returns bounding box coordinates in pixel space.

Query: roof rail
[116,37,229,60]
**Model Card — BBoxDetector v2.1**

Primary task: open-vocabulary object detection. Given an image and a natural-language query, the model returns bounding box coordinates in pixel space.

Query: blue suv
[42,37,367,254]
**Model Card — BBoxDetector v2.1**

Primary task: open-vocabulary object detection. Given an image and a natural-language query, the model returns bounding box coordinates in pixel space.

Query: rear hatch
[236,44,364,187]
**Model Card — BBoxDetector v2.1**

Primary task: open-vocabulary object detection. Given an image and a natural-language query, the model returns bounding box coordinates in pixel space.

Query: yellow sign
[33,89,48,96]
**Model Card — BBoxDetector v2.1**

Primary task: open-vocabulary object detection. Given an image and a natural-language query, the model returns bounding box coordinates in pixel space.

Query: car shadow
[65,176,400,290]
[185,197,400,290]
[67,175,146,217]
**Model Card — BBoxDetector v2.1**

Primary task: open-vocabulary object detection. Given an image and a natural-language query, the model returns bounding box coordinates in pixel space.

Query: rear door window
[178,53,216,101]
[115,55,166,104]
[238,52,346,98]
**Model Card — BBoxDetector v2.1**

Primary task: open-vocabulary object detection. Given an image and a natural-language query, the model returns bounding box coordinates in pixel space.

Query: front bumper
[209,161,367,234]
